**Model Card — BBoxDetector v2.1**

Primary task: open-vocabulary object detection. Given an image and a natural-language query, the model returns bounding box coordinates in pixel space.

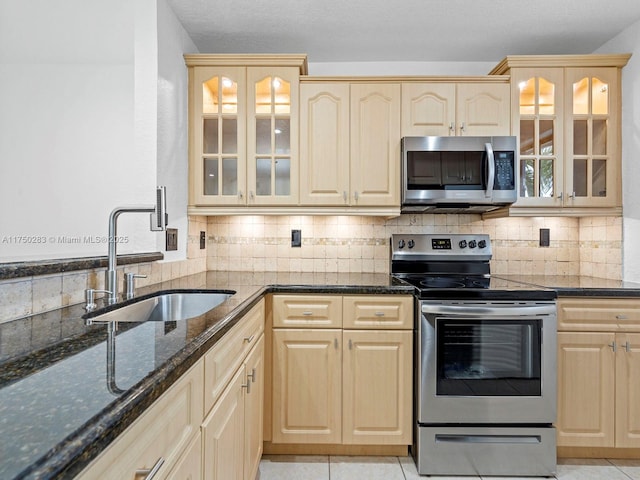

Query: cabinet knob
[624,341,631,352]
[609,341,617,352]
[238,190,244,199]
[460,122,466,134]
[557,192,563,200]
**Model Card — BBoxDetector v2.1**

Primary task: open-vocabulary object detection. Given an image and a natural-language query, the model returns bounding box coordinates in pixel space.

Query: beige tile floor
[258,455,640,479]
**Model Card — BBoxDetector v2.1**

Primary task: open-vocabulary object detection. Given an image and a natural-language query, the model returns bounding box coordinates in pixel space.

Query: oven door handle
[421,304,555,317]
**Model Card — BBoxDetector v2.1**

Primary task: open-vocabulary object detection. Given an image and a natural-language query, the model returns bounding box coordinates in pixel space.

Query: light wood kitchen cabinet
[270,294,413,448]
[186,55,306,211]
[401,81,510,137]
[76,361,205,480]
[202,335,265,480]
[489,54,630,215]
[556,298,640,451]
[299,82,401,209]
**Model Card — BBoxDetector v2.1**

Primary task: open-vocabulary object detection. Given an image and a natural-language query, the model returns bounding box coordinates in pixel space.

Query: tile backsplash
[0,213,622,325]
[206,214,622,280]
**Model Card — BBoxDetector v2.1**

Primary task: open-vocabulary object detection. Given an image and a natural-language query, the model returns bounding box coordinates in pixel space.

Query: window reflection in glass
[539,159,554,198]
[539,120,554,155]
[520,159,535,198]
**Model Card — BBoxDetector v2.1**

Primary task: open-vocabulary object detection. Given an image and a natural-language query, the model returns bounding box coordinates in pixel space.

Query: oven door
[418,301,556,425]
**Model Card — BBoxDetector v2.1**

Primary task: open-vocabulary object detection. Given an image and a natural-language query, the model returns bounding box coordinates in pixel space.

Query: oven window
[436,318,541,396]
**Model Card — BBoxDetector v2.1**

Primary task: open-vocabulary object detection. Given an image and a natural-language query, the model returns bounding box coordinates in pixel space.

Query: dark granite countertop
[495,274,640,297]
[0,271,412,480]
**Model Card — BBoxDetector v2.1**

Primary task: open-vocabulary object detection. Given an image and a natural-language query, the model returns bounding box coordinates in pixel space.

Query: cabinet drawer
[77,361,204,480]
[273,295,342,328]
[204,299,265,414]
[558,298,640,331]
[343,295,413,330]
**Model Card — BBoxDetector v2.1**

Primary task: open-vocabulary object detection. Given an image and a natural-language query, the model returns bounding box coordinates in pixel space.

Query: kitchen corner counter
[496,274,640,297]
[0,271,412,480]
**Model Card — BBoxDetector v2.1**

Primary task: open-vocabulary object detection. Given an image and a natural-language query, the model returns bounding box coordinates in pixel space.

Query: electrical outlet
[199,231,206,249]
[539,228,550,247]
[166,228,178,251]
[291,229,302,247]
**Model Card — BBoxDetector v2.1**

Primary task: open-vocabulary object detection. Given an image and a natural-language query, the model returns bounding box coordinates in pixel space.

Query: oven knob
[478,239,487,249]
[407,240,415,249]
[398,239,405,249]
[459,240,467,249]
[468,240,477,249]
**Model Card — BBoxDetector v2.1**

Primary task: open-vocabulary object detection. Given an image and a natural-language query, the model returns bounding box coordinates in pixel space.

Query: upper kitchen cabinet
[401,80,511,137]
[299,80,401,212]
[489,54,630,216]
[186,55,307,213]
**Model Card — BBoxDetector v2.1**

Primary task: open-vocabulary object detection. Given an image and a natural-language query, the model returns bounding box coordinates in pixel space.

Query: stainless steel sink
[84,291,235,325]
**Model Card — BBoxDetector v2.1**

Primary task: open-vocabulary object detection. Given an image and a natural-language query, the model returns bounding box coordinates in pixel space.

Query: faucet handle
[124,272,147,299]
[85,289,112,311]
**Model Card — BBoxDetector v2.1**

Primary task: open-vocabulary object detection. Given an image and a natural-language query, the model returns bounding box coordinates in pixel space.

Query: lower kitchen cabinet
[76,299,266,480]
[556,298,640,451]
[202,335,265,480]
[270,294,413,448]
[75,361,205,480]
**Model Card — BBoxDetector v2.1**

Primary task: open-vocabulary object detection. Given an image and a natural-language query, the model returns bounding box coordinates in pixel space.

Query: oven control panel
[391,233,492,260]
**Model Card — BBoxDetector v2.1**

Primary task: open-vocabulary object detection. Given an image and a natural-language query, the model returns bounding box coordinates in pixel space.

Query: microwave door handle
[485,142,495,198]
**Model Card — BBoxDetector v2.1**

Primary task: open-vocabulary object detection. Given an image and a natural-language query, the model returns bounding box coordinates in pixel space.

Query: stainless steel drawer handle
[624,341,631,352]
[244,334,255,343]
[374,311,385,317]
[435,434,541,444]
[135,457,165,480]
[302,311,314,316]
[242,380,251,394]
[609,341,617,352]
[247,367,257,383]
[616,314,628,320]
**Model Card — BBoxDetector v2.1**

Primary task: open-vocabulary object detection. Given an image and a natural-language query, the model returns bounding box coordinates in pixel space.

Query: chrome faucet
[105,186,168,304]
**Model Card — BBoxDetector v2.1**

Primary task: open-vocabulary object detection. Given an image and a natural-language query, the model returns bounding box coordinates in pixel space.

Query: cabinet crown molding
[301,75,510,83]
[489,53,632,75]
[184,53,308,74]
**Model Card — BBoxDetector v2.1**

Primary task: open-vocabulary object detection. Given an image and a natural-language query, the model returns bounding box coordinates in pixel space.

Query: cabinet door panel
[244,336,265,480]
[616,333,640,448]
[556,332,615,448]
[272,329,342,443]
[401,83,455,136]
[342,330,412,445]
[456,83,510,136]
[350,84,401,206]
[202,367,245,480]
[300,83,350,205]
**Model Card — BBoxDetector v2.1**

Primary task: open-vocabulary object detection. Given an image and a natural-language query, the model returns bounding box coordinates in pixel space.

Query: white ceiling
[166,0,640,64]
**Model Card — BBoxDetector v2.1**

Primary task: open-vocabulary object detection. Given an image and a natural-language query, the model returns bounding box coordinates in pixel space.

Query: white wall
[156,0,198,261]
[594,18,640,281]
[0,0,196,263]
[308,61,497,76]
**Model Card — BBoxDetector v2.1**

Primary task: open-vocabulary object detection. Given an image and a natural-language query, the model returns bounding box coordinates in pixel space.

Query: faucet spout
[105,187,168,304]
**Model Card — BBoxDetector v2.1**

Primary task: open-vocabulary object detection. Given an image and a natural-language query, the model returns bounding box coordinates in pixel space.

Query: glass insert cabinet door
[247,67,299,205]
[192,66,247,206]
[513,68,563,206]
[565,67,619,207]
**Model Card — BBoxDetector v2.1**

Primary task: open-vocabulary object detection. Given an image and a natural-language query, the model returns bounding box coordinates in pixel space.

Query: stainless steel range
[391,233,557,477]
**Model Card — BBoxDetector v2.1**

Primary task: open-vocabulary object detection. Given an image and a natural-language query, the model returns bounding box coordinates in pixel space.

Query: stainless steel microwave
[401,136,517,213]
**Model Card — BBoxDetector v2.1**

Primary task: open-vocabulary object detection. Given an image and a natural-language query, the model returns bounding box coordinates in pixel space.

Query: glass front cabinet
[491,55,630,213]
[186,56,306,208]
